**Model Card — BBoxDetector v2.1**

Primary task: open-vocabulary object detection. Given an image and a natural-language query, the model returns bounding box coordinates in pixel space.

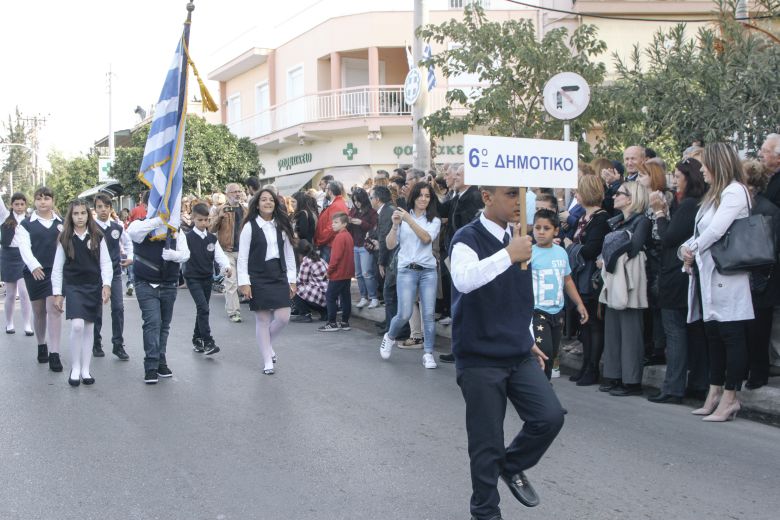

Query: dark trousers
[578,298,603,375]
[457,358,565,520]
[326,279,351,324]
[135,281,177,372]
[94,274,124,347]
[704,320,748,391]
[533,310,563,380]
[745,307,773,384]
[382,273,410,338]
[686,320,709,393]
[186,277,213,341]
[660,308,688,397]
[293,294,326,318]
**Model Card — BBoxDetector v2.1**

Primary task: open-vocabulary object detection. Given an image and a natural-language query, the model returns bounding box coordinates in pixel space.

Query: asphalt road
[0,291,777,520]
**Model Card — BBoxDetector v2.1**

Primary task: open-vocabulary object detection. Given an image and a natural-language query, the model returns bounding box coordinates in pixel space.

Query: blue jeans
[387,267,437,353]
[135,281,178,371]
[354,246,377,299]
[661,308,688,397]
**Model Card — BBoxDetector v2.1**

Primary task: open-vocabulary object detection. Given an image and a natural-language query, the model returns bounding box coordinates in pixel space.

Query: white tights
[3,279,32,333]
[68,318,94,380]
[254,308,290,370]
[31,296,62,352]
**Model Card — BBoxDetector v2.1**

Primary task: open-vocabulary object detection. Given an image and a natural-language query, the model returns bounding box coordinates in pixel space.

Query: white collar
[479,212,512,242]
[13,213,25,223]
[192,227,208,238]
[30,211,59,223]
[255,216,275,228]
[377,203,385,213]
[96,218,110,229]
[73,229,89,240]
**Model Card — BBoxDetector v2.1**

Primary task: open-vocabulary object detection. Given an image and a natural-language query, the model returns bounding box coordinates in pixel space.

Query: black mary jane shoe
[500,471,539,507]
[263,368,275,375]
[81,376,95,385]
[647,392,682,404]
[25,330,34,337]
[68,377,80,387]
[5,328,15,335]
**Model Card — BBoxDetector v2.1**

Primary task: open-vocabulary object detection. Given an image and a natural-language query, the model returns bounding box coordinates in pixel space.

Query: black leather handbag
[709,187,776,274]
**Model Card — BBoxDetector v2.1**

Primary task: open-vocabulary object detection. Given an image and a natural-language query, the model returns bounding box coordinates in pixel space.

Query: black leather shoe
[93,345,105,358]
[112,344,130,360]
[576,370,599,386]
[644,354,666,366]
[5,328,15,334]
[471,516,503,520]
[37,344,49,363]
[745,379,768,390]
[439,353,455,364]
[25,330,34,337]
[81,376,95,385]
[48,352,63,372]
[598,379,619,392]
[500,471,539,507]
[647,392,681,404]
[609,384,642,397]
[68,377,80,387]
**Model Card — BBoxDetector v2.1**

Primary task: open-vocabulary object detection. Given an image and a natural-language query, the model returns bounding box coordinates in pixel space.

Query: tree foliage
[47,151,99,213]
[1,107,35,198]
[111,115,261,198]
[598,0,780,158]
[418,3,607,155]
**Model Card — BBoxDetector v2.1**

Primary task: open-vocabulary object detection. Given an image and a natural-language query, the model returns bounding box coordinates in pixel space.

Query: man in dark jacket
[758,133,780,375]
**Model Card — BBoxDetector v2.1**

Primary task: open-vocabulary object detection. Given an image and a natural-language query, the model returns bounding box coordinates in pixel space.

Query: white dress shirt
[237,217,297,286]
[16,211,63,272]
[451,213,513,295]
[126,217,190,263]
[0,208,26,248]
[191,227,230,272]
[96,217,134,261]
[394,212,441,269]
[51,231,113,296]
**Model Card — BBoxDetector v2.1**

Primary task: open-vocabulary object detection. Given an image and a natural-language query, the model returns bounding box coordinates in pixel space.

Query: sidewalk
[349,284,780,421]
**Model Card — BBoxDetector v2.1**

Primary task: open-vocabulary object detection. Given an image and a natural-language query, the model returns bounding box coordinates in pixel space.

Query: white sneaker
[438,316,452,326]
[356,298,369,308]
[380,333,395,360]
[551,368,560,379]
[422,353,437,369]
[368,298,380,309]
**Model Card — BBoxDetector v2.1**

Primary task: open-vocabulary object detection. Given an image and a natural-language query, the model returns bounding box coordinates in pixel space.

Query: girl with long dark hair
[1,193,33,335]
[237,189,297,375]
[52,199,112,386]
[349,187,379,308]
[16,187,64,371]
[291,191,318,243]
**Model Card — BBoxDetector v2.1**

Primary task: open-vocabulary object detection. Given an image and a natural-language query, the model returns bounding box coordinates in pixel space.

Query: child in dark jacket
[318,213,355,332]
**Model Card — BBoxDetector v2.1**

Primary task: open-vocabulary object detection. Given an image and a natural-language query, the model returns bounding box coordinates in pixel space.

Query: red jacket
[314,196,349,247]
[327,230,355,281]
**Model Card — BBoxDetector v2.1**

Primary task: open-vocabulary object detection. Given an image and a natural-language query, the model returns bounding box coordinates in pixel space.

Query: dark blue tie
[503,232,510,246]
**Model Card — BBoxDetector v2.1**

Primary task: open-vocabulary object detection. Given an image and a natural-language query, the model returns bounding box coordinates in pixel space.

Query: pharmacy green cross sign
[342,143,358,161]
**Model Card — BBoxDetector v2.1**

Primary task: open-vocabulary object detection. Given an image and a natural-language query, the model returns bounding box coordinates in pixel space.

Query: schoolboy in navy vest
[127,214,190,384]
[92,194,132,360]
[185,203,231,355]
[450,186,565,520]
[16,187,65,372]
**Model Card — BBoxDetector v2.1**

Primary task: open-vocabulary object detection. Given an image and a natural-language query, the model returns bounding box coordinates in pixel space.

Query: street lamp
[0,142,36,195]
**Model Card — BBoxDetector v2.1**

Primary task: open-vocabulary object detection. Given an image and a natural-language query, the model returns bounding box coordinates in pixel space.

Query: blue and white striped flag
[137,30,189,239]
[424,44,436,91]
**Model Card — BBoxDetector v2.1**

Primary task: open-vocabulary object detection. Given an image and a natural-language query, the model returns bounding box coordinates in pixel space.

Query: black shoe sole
[68,378,80,387]
[205,347,220,356]
[5,330,15,334]
[93,351,105,358]
[25,331,34,337]
[81,378,95,385]
[499,473,540,508]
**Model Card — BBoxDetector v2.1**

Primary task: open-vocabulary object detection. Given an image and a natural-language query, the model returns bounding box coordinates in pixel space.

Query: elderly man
[759,134,780,376]
[210,183,246,323]
[623,145,646,182]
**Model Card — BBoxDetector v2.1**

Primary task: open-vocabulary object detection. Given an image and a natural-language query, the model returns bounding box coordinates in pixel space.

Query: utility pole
[19,114,47,186]
[412,0,430,171]
[108,64,116,162]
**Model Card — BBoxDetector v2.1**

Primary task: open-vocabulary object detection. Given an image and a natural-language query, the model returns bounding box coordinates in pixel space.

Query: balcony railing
[226,85,466,140]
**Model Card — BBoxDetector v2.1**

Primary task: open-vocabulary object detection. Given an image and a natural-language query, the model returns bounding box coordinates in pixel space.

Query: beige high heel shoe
[702,400,741,422]
[691,387,723,415]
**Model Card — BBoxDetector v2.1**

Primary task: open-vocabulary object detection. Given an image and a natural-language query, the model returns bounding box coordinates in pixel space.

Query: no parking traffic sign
[464,135,578,189]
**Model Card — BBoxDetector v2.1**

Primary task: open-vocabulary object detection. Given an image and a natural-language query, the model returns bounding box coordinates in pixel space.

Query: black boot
[576,365,599,386]
[48,352,63,372]
[112,344,130,360]
[37,344,49,363]
[93,344,105,357]
[204,338,220,356]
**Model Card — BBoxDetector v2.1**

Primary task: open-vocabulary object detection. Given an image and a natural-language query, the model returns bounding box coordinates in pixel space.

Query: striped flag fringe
[137,29,189,239]
[424,44,436,91]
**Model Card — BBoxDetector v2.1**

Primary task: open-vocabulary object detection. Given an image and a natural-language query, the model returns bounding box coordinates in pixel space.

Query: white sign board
[464,135,578,189]
[98,158,113,182]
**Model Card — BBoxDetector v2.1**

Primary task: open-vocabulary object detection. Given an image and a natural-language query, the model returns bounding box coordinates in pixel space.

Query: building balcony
[226,85,467,147]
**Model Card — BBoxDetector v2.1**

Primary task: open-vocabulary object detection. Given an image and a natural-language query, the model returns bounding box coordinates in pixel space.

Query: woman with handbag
[566,174,610,385]
[348,187,379,309]
[680,142,754,422]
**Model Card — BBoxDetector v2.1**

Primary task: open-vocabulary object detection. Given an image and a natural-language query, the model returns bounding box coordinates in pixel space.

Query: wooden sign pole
[519,186,528,270]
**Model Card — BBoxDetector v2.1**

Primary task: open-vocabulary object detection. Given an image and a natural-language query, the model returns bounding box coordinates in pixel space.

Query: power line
[504,0,780,23]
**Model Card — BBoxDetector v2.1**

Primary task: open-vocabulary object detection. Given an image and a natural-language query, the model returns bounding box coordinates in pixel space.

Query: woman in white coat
[681,142,753,422]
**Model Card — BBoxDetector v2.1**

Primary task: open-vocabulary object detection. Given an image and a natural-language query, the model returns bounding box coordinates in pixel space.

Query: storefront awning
[321,166,373,192]
[271,169,320,196]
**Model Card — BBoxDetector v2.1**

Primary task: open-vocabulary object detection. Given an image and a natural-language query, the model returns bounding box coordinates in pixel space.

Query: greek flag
[424,44,436,91]
[137,30,189,239]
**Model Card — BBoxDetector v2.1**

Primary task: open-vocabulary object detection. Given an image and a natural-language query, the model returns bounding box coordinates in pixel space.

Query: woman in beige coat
[681,143,753,422]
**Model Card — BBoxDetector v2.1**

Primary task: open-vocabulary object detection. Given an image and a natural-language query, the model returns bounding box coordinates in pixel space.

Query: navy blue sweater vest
[248,220,286,277]
[1,223,16,248]
[132,236,180,284]
[450,220,535,369]
[184,230,218,279]
[20,217,61,270]
[63,235,101,286]
[100,221,124,276]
